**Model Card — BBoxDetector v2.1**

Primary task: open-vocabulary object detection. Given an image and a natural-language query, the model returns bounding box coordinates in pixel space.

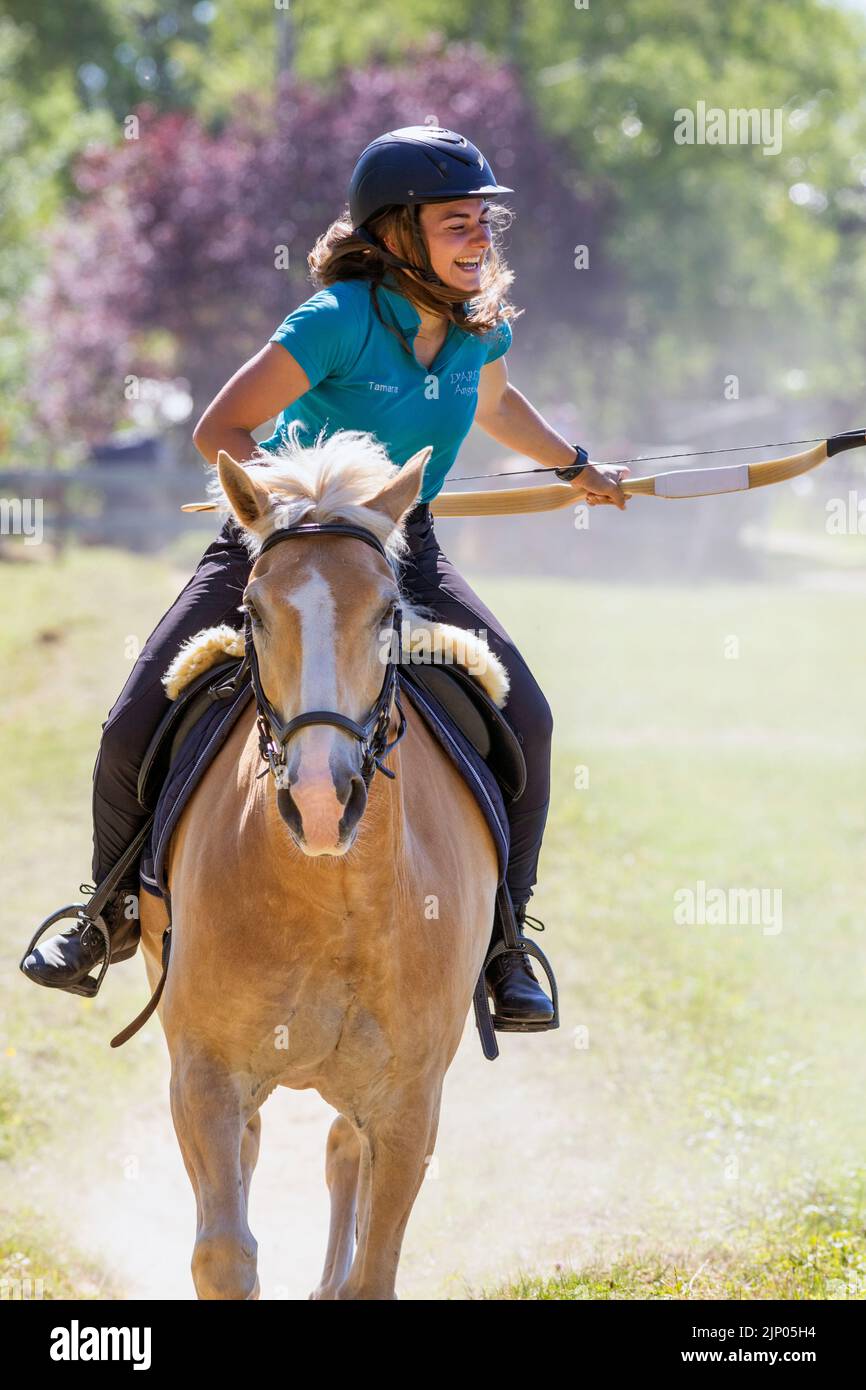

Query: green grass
[481,574,866,1299]
[485,1212,866,1300]
[480,1170,866,1298]
[1,545,865,1298]
[0,1210,122,1300]
[0,545,189,1295]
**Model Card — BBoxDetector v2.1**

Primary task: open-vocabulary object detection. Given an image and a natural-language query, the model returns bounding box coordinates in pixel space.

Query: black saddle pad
[139,663,511,899]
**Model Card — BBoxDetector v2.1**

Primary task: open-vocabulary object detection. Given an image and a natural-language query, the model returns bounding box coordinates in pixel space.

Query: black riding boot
[20,886,141,997]
[484,899,555,1025]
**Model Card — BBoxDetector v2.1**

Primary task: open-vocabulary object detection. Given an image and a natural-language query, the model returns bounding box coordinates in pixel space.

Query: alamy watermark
[0,497,43,545]
[674,880,783,936]
[674,101,783,156]
[50,1320,151,1370]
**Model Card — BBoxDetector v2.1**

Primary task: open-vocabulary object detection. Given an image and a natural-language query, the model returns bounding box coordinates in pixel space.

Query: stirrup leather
[19,816,154,999]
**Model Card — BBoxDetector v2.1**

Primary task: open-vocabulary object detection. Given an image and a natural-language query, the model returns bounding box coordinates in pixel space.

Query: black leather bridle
[244,520,408,791]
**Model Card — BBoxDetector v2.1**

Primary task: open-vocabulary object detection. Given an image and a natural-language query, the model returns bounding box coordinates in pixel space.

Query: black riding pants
[91,504,553,906]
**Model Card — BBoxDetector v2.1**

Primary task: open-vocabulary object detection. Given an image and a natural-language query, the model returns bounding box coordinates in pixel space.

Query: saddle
[398,659,526,803]
[126,629,558,1059]
[137,656,249,812]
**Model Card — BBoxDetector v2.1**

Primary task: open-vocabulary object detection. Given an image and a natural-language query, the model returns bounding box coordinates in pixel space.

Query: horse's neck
[349,739,408,858]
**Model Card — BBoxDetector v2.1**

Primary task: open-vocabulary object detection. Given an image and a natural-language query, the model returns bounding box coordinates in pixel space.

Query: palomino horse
[138,431,501,1299]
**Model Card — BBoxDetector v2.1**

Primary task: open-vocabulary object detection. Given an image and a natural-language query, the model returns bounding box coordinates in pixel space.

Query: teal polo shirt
[258,274,512,503]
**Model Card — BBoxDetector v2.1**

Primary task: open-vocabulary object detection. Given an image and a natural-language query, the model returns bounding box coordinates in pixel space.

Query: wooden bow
[180,429,866,520]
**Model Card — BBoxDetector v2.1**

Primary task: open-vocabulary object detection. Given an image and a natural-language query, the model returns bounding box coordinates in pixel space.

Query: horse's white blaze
[289,569,339,719]
[286,568,347,849]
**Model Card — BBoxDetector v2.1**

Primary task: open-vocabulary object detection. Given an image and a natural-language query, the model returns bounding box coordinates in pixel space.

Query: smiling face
[413,197,493,292]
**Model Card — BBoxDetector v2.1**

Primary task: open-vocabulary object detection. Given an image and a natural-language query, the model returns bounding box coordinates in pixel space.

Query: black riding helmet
[348,125,513,285]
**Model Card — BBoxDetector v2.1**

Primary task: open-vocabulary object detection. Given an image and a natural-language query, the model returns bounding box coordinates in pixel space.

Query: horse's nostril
[276,787,303,838]
[334,767,361,806]
[340,775,367,832]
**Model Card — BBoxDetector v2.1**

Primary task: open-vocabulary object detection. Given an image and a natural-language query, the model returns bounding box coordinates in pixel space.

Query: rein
[246,520,408,791]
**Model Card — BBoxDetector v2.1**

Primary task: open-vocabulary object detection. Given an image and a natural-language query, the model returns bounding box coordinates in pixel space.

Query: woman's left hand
[568,463,631,509]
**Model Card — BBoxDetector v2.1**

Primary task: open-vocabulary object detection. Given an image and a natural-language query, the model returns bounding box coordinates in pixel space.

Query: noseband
[243,521,408,791]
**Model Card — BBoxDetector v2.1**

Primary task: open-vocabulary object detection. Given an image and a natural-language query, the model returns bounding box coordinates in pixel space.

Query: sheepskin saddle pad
[138,619,526,902]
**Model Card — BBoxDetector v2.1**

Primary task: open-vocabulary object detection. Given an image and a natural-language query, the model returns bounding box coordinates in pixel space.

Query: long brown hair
[307,202,519,354]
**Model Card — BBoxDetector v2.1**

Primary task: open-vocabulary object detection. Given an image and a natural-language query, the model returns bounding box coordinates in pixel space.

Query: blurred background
[2,1,866,1302]
[2,0,865,575]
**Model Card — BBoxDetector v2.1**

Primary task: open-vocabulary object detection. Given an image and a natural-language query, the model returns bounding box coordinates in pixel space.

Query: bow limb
[747,429,866,489]
[430,483,575,517]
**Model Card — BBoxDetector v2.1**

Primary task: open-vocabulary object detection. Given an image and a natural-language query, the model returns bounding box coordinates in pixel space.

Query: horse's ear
[363,445,433,525]
[217,451,268,527]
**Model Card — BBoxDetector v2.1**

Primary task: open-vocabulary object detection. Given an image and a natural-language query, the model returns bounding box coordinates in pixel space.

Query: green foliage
[519,0,866,417]
[0,13,114,460]
[287,1,866,428]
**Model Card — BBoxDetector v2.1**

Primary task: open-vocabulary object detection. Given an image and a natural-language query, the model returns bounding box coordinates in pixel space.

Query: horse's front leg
[169,1049,261,1300]
[309,1113,362,1299]
[338,1077,443,1301]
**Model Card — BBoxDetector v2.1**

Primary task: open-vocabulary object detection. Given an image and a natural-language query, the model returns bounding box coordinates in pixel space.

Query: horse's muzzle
[276,764,368,855]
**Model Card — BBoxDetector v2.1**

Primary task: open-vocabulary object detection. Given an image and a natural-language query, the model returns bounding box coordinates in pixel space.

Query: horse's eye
[245,602,262,626]
[376,603,396,628]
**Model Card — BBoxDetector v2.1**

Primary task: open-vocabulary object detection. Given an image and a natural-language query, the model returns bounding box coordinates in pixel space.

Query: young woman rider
[22,125,627,1024]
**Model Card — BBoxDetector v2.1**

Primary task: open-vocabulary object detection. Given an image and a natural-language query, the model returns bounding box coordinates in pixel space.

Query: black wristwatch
[553,444,590,483]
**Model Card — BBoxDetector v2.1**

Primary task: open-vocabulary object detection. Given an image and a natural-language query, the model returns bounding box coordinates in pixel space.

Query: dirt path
[52,1014,642,1301]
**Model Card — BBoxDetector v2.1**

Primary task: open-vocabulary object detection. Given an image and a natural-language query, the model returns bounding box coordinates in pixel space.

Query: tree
[22,41,592,458]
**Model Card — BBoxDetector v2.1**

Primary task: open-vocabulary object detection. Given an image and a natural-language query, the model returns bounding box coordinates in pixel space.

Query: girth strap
[110,923,172,1048]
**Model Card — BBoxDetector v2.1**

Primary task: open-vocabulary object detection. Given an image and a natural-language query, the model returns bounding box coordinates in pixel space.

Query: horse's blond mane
[205,423,414,565]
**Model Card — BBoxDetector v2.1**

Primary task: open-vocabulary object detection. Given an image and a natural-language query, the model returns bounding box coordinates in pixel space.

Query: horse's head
[214,429,432,857]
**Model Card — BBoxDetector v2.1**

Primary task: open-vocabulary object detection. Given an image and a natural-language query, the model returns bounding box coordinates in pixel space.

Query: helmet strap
[353,226,442,286]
